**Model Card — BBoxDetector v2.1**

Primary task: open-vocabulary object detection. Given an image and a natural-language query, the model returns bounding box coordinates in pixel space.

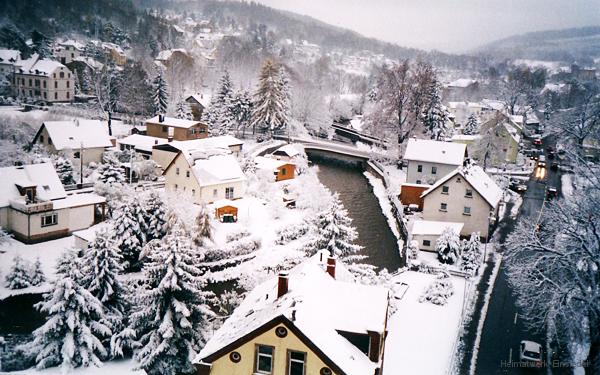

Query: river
[312,158,402,271]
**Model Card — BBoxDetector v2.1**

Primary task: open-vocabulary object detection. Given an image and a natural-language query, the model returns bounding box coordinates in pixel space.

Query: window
[192,189,195,196]
[256,345,274,374]
[423,240,431,247]
[174,184,178,190]
[287,351,306,375]
[29,79,32,86]
[465,189,473,198]
[66,81,70,88]
[59,72,65,78]
[281,167,286,176]
[48,138,52,145]
[35,79,40,87]
[43,81,46,88]
[162,126,168,133]
[176,167,180,175]
[41,213,58,227]
[213,189,218,197]
[225,187,234,199]
[416,180,422,185]
[29,90,32,96]
[73,152,80,159]
[66,92,69,99]
[54,81,58,88]
[442,186,449,194]
[186,170,190,178]
[417,165,423,172]
[55,92,57,100]
[431,166,437,174]
[463,206,471,215]
[440,203,447,211]
[71,53,74,58]
[43,92,47,99]
[39,135,44,143]
[200,127,206,133]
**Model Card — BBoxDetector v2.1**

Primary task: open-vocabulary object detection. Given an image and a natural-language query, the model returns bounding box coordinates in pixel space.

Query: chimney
[326,257,336,279]
[159,114,165,123]
[277,271,289,298]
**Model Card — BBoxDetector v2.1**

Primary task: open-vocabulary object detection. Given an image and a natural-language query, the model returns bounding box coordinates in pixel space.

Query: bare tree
[549,93,600,150]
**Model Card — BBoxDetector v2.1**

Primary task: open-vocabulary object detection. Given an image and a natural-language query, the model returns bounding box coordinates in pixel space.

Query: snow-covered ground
[385,270,467,375]
[0,359,141,375]
[363,172,402,246]
[0,236,74,300]
[561,173,574,198]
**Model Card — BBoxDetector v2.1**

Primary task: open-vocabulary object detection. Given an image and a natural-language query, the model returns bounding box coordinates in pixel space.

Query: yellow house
[255,156,296,182]
[195,251,390,375]
[163,150,246,205]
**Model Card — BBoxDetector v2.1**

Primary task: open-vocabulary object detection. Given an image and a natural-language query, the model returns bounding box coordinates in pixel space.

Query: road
[474,141,565,374]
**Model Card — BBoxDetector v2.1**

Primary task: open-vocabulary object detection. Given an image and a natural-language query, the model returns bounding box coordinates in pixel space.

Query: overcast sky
[253,0,600,53]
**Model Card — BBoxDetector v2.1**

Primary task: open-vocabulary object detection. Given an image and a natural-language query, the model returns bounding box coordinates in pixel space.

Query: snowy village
[0,1,599,375]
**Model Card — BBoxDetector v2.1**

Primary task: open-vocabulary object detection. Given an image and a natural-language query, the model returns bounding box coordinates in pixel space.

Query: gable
[200,315,345,375]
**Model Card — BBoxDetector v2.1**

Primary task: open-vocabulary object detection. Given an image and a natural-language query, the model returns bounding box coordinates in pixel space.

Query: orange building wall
[276,164,295,182]
[399,184,430,210]
[215,205,238,220]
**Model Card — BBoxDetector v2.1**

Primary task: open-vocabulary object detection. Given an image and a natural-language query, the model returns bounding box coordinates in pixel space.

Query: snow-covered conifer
[152,72,168,116]
[460,232,482,275]
[175,100,193,120]
[30,251,110,371]
[436,227,461,265]
[250,59,289,137]
[5,255,31,289]
[130,223,213,375]
[231,89,253,136]
[419,270,454,306]
[81,228,126,336]
[112,201,145,272]
[143,192,168,242]
[305,193,362,257]
[30,257,46,286]
[54,157,75,185]
[463,114,480,135]
[422,84,450,140]
[191,205,213,246]
[408,240,420,262]
[96,153,125,185]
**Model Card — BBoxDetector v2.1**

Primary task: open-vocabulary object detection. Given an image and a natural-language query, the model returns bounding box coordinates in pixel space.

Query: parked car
[520,340,543,367]
[533,138,543,146]
[537,155,546,168]
[546,187,558,199]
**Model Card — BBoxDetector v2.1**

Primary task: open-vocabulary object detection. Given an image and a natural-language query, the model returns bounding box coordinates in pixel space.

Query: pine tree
[419,270,455,306]
[152,72,168,116]
[130,223,213,375]
[30,257,46,286]
[460,232,482,275]
[175,100,193,120]
[231,89,253,137]
[143,192,168,242]
[81,228,126,332]
[112,201,145,272]
[463,114,480,135]
[436,227,461,265]
[5,255,31,289]
[96,153,125,185]
[54,157,75,185]
[30,30,52,59]
[191,206,212,246]
[203,70,236,135]
[81,68,93,94]
[30,251,110,371]
[422,83,450,140]
[250,59,289,137]
[306,193,362,257]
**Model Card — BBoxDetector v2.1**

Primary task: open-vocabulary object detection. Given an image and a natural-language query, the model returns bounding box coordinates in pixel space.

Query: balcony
[9,199,54,214]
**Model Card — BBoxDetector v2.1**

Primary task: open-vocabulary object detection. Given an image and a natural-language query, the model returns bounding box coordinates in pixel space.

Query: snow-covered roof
[503,122,521,144]
[403,138,466,166]
[481,99,506,111]
[255,156,294,171]
[72,222,112,244]
[196,251,389,375]
[72,56,103,70]
[210,198,239,209]
[58,39,85,51]
[145,115,203,129]
[451,135,480,142]
[272,144,302,158]
[15,54,66,76]
[421,164,503,208]
[39,120,113,150]
[186,94,211,107]
[447,78,477,88]
[191,153,246,187]
[170,136,243,154]
[52,193,106,210]
[410,220,464,236]
[117,134,169,153]
[0,163,66,207]
[156,48,189,61]
[0,49,20,63]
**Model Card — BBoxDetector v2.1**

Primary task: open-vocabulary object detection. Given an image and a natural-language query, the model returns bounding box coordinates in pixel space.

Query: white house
[271,144,302,161]
[117,134,169,159]
[163,149,246,205]
[54,40,85,65]
[0,49,20,89]
[33,120,114,165]
[0,163,106,243]
[420,164,503,239]
[403,138,467,185]
[410,220,464,252]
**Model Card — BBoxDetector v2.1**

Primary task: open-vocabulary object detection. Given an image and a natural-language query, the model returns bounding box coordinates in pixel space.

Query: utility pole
[79,142,83,186]
[129,147,135,184]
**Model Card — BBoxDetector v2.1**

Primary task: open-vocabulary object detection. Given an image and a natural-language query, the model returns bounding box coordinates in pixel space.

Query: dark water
[313,160,402,271]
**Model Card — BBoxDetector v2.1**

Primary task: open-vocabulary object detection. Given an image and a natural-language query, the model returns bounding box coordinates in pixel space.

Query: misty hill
[476,26,600,63]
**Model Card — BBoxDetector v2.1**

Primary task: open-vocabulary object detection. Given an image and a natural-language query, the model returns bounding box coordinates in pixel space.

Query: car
[546,187,558,199]
[537,155,546,168]
[551,162,559,170]
[515,184,528,193]
[533,138,543,146]
[519,340,543,367]
[548,151,556,159]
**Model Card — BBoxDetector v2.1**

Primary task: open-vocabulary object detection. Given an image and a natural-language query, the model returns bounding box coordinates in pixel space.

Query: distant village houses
[13,54,75,103]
